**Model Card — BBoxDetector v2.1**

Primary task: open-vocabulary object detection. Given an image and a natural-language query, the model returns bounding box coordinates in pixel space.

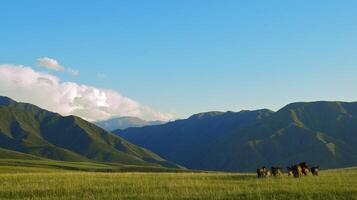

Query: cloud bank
[36,57,79,76]
[0,64,173,122]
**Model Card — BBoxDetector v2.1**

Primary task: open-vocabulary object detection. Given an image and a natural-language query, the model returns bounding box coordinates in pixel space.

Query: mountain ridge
[0,96,181,169]
[116,101,357,171]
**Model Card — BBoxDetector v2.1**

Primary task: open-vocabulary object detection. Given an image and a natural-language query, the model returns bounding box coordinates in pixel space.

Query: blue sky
[1,0,357,119]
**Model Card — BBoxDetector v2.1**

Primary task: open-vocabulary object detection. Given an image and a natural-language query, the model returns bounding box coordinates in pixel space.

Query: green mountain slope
[0,96,180,168]
[0,148,44,160]
[202,101,357,171]
[116,102,357,171]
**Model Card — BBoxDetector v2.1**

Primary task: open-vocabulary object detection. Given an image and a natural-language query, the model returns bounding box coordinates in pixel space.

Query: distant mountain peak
[95,116,165,131]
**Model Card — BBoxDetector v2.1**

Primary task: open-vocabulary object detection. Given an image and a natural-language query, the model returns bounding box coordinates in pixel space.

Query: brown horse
[292,164,303,178]
[299,162,310,176]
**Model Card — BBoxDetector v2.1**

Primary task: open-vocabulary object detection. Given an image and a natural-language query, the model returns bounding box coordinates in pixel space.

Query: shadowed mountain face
[116,102,357,172]
[95,117,165,131]
[0,96,180,169]
[115,109,274,170]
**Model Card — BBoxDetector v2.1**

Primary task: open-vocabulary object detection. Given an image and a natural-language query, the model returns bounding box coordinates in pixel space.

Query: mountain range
[116,101,357,172]
[0,96,180,169]
[95,117,165,131]
[2,95,357,172]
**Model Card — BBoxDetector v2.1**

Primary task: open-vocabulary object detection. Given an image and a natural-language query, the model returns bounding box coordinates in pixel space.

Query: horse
[271,166,283,177]
[299,162,310,176]
[292,164,303,178]
[257,166,270,178]
[287,166,294,176]
[311,166,320,176]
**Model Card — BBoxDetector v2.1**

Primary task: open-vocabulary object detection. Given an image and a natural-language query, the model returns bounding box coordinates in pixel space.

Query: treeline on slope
[116,101,357,172]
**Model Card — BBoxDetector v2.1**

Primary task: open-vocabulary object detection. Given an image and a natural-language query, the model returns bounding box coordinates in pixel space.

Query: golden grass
[0,168,357,200]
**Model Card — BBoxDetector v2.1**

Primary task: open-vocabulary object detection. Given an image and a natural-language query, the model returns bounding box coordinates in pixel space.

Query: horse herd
[257,162,320,178]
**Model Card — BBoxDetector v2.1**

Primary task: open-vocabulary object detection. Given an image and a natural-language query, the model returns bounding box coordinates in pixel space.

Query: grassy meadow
[0,160,357,199]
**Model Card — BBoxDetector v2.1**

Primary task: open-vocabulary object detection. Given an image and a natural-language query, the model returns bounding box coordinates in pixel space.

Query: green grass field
[0,159,356,200]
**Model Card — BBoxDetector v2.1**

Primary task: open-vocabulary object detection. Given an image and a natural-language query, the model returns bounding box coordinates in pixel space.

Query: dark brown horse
[311,166,320,176]
[287,167,294,176]
[271,166,283,177]
[257,166,270,178]
[291,164,303,178]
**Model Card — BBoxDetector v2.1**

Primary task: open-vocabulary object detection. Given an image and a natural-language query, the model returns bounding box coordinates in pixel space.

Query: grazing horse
[256,168,262,178]
[257,166,270,178]
[271,166,283,177]
[292,164,303,178]
[311,166,320,176]
[287,167,294,176]
[299,162,310,176]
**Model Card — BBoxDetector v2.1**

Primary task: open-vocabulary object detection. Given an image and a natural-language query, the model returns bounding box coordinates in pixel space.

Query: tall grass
[0,168,356,200]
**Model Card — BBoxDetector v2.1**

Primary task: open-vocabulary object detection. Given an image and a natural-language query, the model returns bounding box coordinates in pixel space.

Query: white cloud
[36,57,65,71]
[36,57,79,76]
[0,64,173,122]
